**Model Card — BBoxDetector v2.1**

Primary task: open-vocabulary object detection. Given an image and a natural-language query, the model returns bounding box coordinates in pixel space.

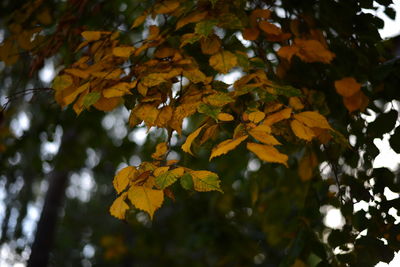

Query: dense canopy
[1,0,400,266]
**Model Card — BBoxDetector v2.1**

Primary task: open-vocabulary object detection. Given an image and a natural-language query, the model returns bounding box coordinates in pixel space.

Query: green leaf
[155,168,184,189]
[197,103,221,120]
[195,20,218,37]
[83,92,101,108]
[180,173,194,190]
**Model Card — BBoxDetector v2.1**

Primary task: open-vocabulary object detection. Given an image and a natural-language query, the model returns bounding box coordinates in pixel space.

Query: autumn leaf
[113,166,138,194]
[154,106,173,128]
[334,77,361,97]
[200,124,219,145]
[155,167,184,189]
[181,124,206,155]
[290,120,315,141]
[248,111,265,123]
[109,192,129,220]
[131,13,147,29]
[195,20,218,37]
[203,92,234,107]
[64,68,90,79]
[141,73,167,87]
[246,142,288,167]
[154,0,180,14]
[217,113,234,121]
[242,28,260,41]
[263,108,292,126]
[103,82,133,98]
[200,35,221,55]
[343,90,369,112]
[63,82,90,106]
[176,11,208,29]
[112,46,135,58]
[189,170,222,192]
[128,186,164,219]
[298,151,318,181]
[52,75,73,91]
[210,135,248,160]
[209,51,237,74]
[81,31,102,41]
[151,142,168,160]
[248,128,281,145]
[293,111,331,129]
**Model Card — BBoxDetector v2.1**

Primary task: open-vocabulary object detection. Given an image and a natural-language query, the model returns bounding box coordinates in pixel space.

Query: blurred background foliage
[1,0,400,266]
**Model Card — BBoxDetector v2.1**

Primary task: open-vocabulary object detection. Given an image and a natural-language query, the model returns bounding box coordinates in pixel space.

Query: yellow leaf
[141,73,166,87]
[152,142,168,160]
[203,92,234,107]
[128,186,164,219]
[109,192,129,220]
[153,166,170,177]
[263,108,292,126]
[209,135,248,160]
[295,39,335,64]
[298,151,318,181]
[248,111,265,123]
[246,142,288,167]
[155,106,173,128]
[217,113,234,121]
[154,0,180,14]
[131,13,147,29]
[52,75,73,91]
[200,35,221,55]
[183,68,207,83]
[64,68,90,79]
[334,77,361,97]
[200,124,219,145]
[81,31,102,41]
[63,82,90,106]
[93,96,121,111]
[91,69,123,80]
[176,11,208,30]
[290,120,315,141]
[155,167,184,189]
[189,170,222,192]
[148,25,160,40]
[182,125,207,155]
[103,82,133,98]
[209,51,237,74]
[289,97,304,110]
[133,104,160,128]
[248,129,281,145]
[293,111,331,129]
[113,166,137,194]
[112,46,135,58]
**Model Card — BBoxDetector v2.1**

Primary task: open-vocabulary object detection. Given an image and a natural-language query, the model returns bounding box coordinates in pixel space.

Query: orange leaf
[334,77,361,97]
[290,120,315,141]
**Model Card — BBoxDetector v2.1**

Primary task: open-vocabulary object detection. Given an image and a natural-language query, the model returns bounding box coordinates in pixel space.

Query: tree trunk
[27,128,77,267]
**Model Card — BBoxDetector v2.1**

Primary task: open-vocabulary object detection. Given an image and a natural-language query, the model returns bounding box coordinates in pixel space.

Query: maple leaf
[210,135,248,160]
[246,142,288,167]
[128,186,164,219]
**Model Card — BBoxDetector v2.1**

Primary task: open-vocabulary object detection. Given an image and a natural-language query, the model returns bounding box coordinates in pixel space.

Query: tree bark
[27,128,77,267]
